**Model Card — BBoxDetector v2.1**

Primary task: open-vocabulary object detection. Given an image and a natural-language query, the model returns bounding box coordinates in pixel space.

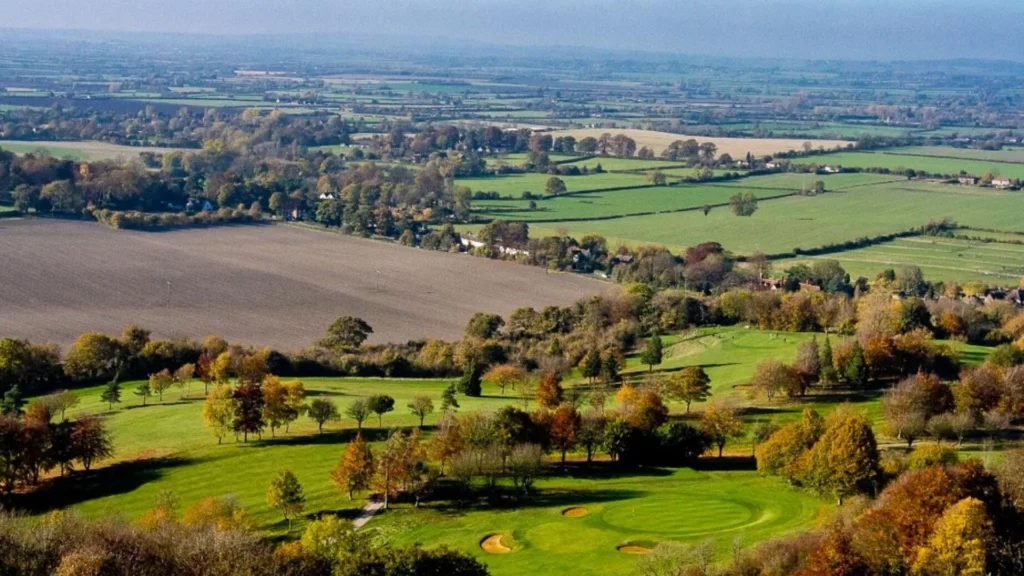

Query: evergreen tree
[580,348,602,384]
[0,385,22,415]
[100,381,122,410]
[439,382,460,413]
[457,359,482,397]
[844,342,869,389]
[819,336,838,387]
[602,353,620,384]
[639,335,663,371]
[133,383,152,406]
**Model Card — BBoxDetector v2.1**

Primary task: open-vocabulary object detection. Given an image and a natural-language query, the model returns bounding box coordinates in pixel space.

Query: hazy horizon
[5,0,1024,62]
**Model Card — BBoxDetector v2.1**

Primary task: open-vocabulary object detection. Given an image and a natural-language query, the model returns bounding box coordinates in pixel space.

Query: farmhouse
[957,176,977,185]
[822,165,843,174]
[992,177,1013,189]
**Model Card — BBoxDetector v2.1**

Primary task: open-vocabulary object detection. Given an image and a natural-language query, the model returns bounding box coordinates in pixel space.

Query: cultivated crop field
[542,129,852,157]
[0,220,603,349]
[508,181,1024,256]
[779,235,1024,284]
[0,140,187,161]
[793,150,1024,179]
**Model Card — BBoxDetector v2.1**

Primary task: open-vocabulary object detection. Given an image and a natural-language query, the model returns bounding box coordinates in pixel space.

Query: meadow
[794,150,1024,179]
[778,235,1024,284]
[0,140,187,161]
[457,171,649,197]
[471,172,898,223]
[498,181,1024,256]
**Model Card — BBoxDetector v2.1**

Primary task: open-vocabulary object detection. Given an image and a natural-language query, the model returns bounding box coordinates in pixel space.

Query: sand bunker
[481,534,512,554]
[617,542,654,554]
[562,507,589,518]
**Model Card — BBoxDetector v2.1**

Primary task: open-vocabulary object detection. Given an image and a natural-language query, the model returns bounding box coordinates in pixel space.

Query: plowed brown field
[0,220,604,350]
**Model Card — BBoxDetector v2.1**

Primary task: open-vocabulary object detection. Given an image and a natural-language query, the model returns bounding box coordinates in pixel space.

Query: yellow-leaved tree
[912,497,992,576]
[202,385,235,444]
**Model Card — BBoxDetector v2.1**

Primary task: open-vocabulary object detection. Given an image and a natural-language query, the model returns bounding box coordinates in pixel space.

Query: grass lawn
[471,172,892,223]
[473,184,793,222]
[21,326,993,576]
[793,150,1024,180]
[0,142,91,160]
[887,146,1024,164]
[374,468,825,576]
[778,235,1024,284]
[458,172,649,197]
[498,181,1024,255]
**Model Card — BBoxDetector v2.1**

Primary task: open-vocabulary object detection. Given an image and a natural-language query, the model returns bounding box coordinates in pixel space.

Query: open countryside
[1,11,1024,576]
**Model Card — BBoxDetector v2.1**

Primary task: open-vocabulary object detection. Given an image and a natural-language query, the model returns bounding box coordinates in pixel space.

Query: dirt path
[353,500,384,530]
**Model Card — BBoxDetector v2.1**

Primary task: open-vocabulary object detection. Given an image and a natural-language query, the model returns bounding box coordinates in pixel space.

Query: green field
[794,150,1024,179]
[377,469,824,576]
[474,184,793,221]
[0,142,91,160]
[887,146,1024,163]
[458,172,649,196]
[29,326,993,575]
[779,235,1024,284]
[472,173,897,223]
[493,181,1024,256]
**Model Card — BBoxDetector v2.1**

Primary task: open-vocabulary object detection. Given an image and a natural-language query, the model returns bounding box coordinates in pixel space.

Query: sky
[5,0,1024,61]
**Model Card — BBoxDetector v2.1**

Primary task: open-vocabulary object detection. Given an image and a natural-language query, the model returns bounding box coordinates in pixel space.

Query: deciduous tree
[308,397,340,434]
[330,434,375,500]
[367,393,395,427]
[550,404,581,463]
[700,403,743,458]
[669,366,712,412]
[202,384,235,444]
[267,470,305,531]
[345,398,370,430]
[407,395,434,427]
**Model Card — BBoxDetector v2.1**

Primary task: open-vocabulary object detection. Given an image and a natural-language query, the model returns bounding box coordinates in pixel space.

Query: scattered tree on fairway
[640,335,663,371]
[700,403,744,458]
[202,385,235,444]
[232,383,265,442]
[345,398,370,430]
[266,470,305,531]
[308,397,340,434]
[71,414,113,471]
[457,359,482,397]
[550,404,581,463]
[330,434,375,500]
[148,369,173,402]
[535,370,564,409]
[133,383,152,406]
[439,383,460,413]
[45,390,80,421]
[100,381,121,410]
[367,394,395,427]
[407,395,434,427]
[798,410,879,505]
[173,363,195,398]
[483,364,526,396]
[669,366,712,412]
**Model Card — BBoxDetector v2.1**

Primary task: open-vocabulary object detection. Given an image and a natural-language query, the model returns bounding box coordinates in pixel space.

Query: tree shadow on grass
[427,486,648,515]
[240,424,438,448]
[12,455,194,513]
[692,456,756,472]
[547,461,675,480]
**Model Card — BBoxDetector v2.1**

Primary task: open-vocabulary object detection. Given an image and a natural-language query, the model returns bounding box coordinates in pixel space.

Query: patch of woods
[0,506,488,576]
